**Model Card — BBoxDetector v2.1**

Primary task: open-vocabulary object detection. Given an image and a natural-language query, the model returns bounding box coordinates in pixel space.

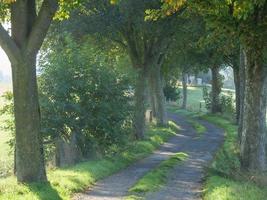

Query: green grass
[175,86,235,113]
[201,114,267,200]
[126,153,188,200]
[0,123,179,200]
[187,119,206,135]
[204,176,267,200]
[167,104,206,136]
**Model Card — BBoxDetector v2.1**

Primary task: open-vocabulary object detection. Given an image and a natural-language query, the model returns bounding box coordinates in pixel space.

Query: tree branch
[27,0,58,56]
[0,24,21,64]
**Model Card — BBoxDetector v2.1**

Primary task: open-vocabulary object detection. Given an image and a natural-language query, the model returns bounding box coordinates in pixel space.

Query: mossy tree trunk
[240,46,267,172]
[12,56,47,182]
[237,47,246,142]
[148,72,157,119]
[133,67,148,139]
[211,65,222,113]
[152,63,167,126]
[181,72,187,109]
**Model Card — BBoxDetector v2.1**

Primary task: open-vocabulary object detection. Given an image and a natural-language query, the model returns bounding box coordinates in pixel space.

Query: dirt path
[73,113,224,200]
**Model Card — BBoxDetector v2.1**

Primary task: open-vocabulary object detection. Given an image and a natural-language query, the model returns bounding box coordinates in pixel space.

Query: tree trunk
[211,66,222,113]
[148,73,157,119]
[240,48,267,172]
[133,68,147,140]
[238,47,246,141]
[181,72,187,109]
[233,65,240,124]
[55,132,82,167]
[149,64,167,126]
[12,56,47,182]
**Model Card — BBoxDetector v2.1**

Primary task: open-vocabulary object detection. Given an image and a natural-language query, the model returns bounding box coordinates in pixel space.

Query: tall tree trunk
[148,73,157,119]
[12,56,47,182]
[211,66,222,113]
[238,47,246,142]
[233,65,240,124]
[0,0,57,183]
[149,64,167,126]
[133,68,147,139]
[181,72,187,109]
[240,48,267,172]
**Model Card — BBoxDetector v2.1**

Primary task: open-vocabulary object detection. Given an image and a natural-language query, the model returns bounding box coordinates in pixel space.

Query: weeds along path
[73,112,224,200]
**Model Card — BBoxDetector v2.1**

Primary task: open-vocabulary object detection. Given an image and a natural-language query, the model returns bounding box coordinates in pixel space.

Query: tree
[39,36,133,166]
[66,0,180,138]
[0,0,58,182]
[190,0,267,172]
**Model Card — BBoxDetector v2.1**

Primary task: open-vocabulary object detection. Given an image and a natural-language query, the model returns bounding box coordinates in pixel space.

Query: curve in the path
[73,113,224,200]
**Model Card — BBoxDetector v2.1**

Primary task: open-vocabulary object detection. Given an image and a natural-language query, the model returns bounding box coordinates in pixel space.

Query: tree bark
[0,0,58,183]
[238,47,246,142]
[148,73,157,119]
[133,68,147,140]
[211,66,222,113]
[55,132,82,167]
[181,72,187,109]
[233,65,240,124]
[149,64,167,126]
[240,48,267,172]
[12,56,47,182]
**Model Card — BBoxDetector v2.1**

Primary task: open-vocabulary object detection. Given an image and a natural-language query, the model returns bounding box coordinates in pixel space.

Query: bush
[202,86,235,116]
[39,37,133,158]
[163,82,181,102]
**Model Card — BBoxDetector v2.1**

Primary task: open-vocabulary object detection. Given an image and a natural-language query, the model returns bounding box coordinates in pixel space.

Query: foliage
[202,86,235,116]
[0,94,13,178]
[202,86,211,111]
[163,81,181,102]
[0,91,14,142]
[39,36,133,156]
[0,124,177,200]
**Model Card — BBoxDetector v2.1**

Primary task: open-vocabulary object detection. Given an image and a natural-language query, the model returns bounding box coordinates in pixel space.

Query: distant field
[176,86,235,112]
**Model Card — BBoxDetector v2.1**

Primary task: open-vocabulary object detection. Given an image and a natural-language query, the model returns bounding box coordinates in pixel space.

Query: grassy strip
[0,123,179,200]
[187,119,206,135]
[201,114,267,200]
[167,105,206,136]
[126,152,188,200]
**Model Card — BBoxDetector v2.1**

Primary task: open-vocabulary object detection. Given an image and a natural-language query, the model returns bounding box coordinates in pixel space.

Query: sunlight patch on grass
[201,114,267,200]
[0,124,178,200]
[127,152,188,198]
[187,119,206,135]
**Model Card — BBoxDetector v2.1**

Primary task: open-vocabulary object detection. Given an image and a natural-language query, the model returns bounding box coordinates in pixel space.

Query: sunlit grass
[0,122,179,200]
[127,152,188,199]
[201,114,267,200]
[187,119,206,135]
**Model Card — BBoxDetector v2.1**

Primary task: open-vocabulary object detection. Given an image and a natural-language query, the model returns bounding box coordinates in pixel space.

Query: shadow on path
[73,112,224,200]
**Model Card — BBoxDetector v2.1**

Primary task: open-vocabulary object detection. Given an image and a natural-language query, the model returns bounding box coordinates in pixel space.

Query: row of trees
[0,0,266,183]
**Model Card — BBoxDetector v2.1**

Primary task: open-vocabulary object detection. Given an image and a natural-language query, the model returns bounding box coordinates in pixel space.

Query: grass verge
[187,119,206,136]
[0,123,179,200]
[126,152,188,200]
[201,114,267,200]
